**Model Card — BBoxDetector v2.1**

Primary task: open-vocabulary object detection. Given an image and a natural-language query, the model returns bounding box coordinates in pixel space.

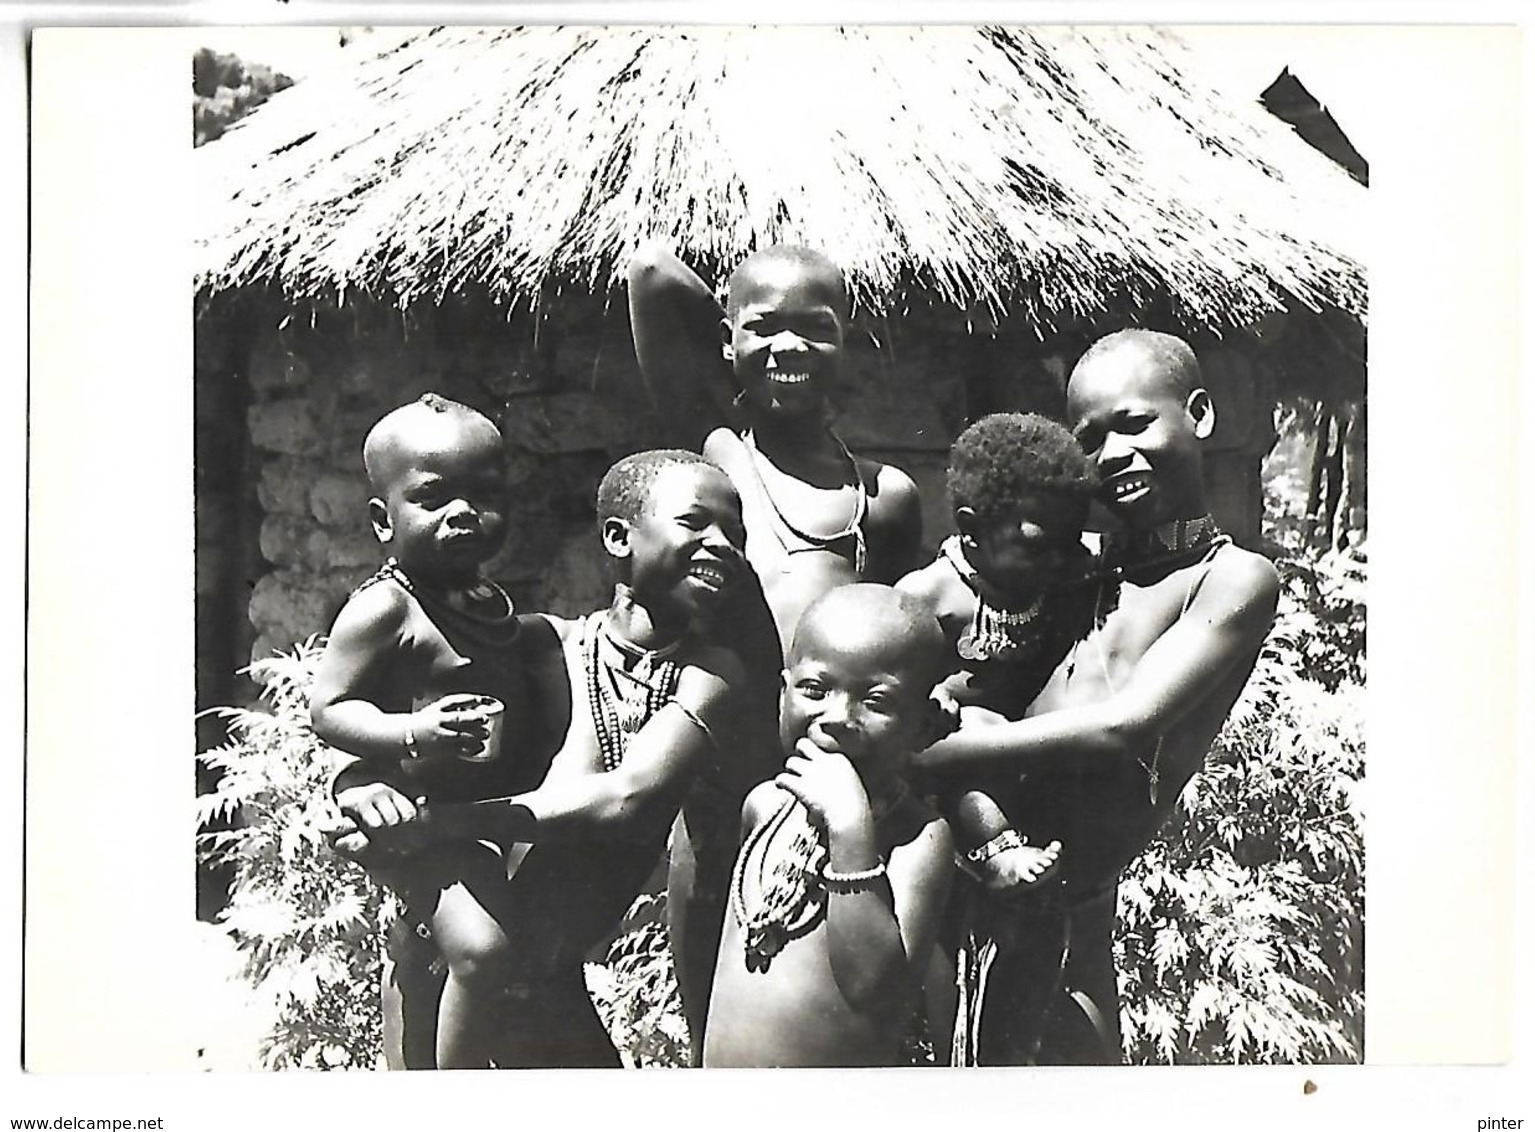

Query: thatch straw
[195,26,1367,333]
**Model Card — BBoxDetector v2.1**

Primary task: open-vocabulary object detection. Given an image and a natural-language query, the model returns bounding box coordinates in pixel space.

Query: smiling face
[721,251,848,422]
[607,462,746,620]
[367,409,508,586]
[1066,335,1213,530]
[779,586,944,791]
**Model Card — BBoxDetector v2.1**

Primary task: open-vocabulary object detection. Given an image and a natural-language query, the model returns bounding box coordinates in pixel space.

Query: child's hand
[408,693,491,761]
[338,781,421,828]
[331,782,434,858]
[775,738,872,836]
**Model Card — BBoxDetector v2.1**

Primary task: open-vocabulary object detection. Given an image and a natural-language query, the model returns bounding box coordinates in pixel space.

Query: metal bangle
[965,828,1026,864]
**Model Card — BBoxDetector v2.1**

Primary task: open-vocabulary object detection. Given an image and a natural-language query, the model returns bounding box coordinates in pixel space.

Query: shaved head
[791,583,947,688]
[726,245,850,321]
[1069,329,1202,401]
[362,393,501,493]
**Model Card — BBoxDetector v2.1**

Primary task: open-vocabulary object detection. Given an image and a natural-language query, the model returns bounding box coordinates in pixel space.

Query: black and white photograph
[14,3,1529,1124]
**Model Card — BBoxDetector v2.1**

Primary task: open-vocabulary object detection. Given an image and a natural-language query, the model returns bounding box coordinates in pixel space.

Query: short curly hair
[947,413,1096,529]
[597,449,719,525]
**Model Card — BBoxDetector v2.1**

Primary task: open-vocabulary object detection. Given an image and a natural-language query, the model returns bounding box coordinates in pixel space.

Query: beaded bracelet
[822,860,887,894]
[965,828,1027,865]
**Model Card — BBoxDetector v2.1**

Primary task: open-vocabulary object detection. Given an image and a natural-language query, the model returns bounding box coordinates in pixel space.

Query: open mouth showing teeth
[1108,476,1150,502]
[769,372,812,385]
[689,563,729,588]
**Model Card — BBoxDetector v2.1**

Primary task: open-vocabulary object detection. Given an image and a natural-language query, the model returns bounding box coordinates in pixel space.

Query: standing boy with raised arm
[912,329,1280,1065]
[627,244,924,1054]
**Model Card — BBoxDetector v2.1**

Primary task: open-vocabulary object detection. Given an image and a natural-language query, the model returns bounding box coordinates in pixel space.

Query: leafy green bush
[584,892,691,1068]
[1114,561,1365,1064]
[1263,471,1367,691]
[196,639,393,1070]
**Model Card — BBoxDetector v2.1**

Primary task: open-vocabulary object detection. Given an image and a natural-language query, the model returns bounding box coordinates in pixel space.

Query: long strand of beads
[584,615,683,771]
[731,795,828,970]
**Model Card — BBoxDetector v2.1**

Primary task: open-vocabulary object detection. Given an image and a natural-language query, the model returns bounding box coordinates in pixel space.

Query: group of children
[314,242,1279,1069]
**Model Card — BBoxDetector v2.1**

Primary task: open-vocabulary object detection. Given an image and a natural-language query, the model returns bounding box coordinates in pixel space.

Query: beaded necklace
[940,536,1048,664]
[742,429,869,574]
[729,783,909,971]
[357,558,520,650]
[581,612,683,773]
[1098,515,1229,582]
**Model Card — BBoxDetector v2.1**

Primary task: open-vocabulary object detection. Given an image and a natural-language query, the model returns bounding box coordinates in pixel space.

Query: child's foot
[978,839,1062,895]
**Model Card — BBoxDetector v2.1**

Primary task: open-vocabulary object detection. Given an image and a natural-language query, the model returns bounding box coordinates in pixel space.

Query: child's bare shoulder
[861,455,919,505]
[526,610,575,643]
[884,805,953,900]
[702,427,745,464]
[894,558,948,605]
[1204,544,1281,612]
[329,573,412,640]
[514,611,568,655]
[741,779,791,828]
[677,637,748,688]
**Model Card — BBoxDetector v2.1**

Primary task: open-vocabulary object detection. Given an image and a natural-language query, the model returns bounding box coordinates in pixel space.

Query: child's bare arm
[867,465,925,584]
[823,807,951,1015]
[310,583,415,764]
[310,584,491,767]
[883,814,953,983]
[626,243,735,449]
[776,741,952,1012]
[312,586,499,849]
[434,649,744,845]
[913,551,1279,778]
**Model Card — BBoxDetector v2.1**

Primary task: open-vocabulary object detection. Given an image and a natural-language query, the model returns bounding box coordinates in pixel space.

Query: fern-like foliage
[195,638,395,1070]
[584,891,692,1068]
[1115,555,1366,1064]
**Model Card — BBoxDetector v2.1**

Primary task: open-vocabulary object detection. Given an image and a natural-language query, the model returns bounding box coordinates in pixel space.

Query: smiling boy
[627,245,924,1053]
[912,330,1279,1064]
[629,245,924,642]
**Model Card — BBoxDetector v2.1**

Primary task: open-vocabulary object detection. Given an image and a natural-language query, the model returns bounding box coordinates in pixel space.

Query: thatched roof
[195,25,1367,335]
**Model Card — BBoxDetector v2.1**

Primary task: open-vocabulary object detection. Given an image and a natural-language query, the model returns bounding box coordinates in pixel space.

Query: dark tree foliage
[194,48,295,147]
